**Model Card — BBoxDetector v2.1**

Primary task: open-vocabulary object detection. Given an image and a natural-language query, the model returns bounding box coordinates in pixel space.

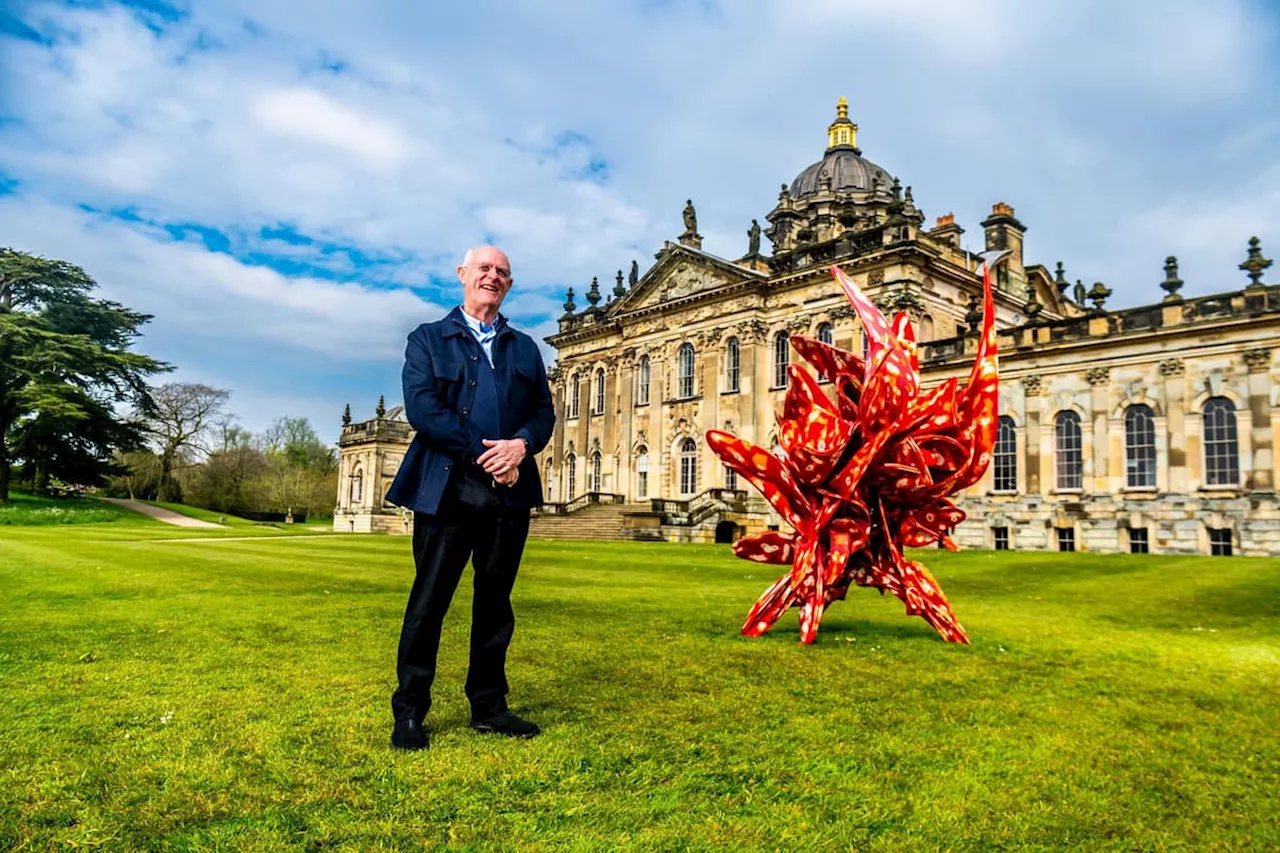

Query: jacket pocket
[435,359,465,385]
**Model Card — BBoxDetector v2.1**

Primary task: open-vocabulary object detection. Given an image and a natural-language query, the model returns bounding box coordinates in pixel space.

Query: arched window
[817,323,833,346]
[636,356,650,406]
[1055,411,1083,490]
[1124,404,1157,488]
[922,314,935,341]
[1203,397,1239,486]
[994,415,1017,491]
[593,368,605,415]
[773,332,789,388]
[680,438,698,495]
[589,451,602,492]
[725,337,740,392]
[566,453,577,499]
[350,465,364,504]
[569,372,580,419]
[545,458,554,500]
[677,343,695,399]
[636,447,649,498]
[861,328,870,361]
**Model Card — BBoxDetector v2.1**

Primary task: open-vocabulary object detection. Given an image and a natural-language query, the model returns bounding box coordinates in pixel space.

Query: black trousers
[391,473,531,723]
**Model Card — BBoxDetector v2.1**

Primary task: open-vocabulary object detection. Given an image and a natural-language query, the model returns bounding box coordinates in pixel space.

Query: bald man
[386,246,556,751]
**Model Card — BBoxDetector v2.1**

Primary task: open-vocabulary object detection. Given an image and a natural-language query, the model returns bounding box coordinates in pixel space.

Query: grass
[0,491,135,525]
[0,515,1277,851]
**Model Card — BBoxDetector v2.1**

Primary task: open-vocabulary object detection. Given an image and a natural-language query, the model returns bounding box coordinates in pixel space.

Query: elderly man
[385,246,556,752]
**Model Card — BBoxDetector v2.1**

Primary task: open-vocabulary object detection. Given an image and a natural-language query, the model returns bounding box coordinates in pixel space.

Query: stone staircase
[529,502,651,540]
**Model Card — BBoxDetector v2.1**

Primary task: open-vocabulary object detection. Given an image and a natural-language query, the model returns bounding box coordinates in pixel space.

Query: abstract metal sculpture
[706,259,1001,645]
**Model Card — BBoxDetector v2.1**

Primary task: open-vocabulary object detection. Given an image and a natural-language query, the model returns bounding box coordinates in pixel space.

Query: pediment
[612,244,765,315]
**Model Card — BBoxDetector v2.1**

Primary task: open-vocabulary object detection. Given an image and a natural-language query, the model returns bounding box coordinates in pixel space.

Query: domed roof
[787,96,894,200]
[790,148,893,200]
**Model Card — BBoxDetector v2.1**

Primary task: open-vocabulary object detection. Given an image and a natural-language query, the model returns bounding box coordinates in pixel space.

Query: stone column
[619,351,636,500]
[1087,367,1111,495]
[1244,348,1274,491]
[1160,358,1189,492]
[1023,376,1042,495]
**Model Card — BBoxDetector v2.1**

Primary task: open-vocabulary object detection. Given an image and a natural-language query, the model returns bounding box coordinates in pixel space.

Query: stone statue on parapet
[748,219,761,255]
[682,200,698,236]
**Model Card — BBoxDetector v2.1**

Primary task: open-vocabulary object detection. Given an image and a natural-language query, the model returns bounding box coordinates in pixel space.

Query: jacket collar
[443,304,514,339]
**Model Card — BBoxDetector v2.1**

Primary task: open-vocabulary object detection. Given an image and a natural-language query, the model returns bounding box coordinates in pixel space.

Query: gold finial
[827,96,858,151]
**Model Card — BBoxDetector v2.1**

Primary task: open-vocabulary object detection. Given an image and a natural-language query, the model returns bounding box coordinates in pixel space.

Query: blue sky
[2,0,1278,443]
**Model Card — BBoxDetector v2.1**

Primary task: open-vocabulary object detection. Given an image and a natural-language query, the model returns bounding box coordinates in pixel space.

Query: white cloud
[251,87,411,169]
[0,195,443,361]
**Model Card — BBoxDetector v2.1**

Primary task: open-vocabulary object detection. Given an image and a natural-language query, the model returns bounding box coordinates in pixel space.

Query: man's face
[459,248,513,315]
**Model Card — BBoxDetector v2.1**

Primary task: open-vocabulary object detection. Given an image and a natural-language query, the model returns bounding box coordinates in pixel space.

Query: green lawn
[0,491,137,525]
[1,515,1277,851]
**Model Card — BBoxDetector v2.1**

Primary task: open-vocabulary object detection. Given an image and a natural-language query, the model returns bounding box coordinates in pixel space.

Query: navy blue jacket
[386,306,556,515]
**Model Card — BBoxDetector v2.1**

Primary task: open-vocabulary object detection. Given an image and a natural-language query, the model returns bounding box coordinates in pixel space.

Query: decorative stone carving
[867,269,885,288]
[1244,348,1271,373]
[786,316,811,335]
[741,319,770,342]
[698,327,725,346]
[1159,358,1186,377]
[828,305,855,320]
[1086,367,1110,386]
[1023,375,1042,396]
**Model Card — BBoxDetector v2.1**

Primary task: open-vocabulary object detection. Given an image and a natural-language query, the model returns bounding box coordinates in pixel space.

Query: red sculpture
[706,260,1001,644]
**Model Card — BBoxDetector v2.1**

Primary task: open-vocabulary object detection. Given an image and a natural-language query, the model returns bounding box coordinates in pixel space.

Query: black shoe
[470,710,541,739]
[391,718,429,751]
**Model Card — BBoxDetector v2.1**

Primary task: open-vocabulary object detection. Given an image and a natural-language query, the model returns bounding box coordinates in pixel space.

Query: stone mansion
[335,99,1280,556]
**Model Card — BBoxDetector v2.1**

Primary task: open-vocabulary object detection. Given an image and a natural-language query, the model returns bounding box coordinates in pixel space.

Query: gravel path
[101,498,227,528]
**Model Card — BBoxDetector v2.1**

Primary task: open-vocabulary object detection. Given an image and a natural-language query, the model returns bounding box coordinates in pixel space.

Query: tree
[186,445,269,514]
[138,382,230,502]
[0,248,168,502]
[262,416,337,474]
[110,449,162,500]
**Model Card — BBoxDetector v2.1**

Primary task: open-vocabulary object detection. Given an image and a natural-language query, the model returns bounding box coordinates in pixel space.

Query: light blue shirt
[459,307,498,366]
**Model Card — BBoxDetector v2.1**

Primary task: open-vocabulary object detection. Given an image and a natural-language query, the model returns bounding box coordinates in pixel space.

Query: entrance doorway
[715,521,738,544]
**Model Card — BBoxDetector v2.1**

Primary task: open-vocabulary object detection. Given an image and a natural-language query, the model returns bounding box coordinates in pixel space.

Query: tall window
[817,323,833,345]
[569,372,580,419]
[636,447,648,498]
[636,356,650,406]
[724,465,737,491]
[677,343,695,399]
[680,438,698,495]
[350,465,363,504]
[566,454,576,499]
[725,337,740,392]
[1055,411,1083,490]
[1203,397,1239,487]
[545,459,553,500]
[593,368,606,415]
[921,314,935,341]
[589,451,602,492]
[773,332,789,388]
[1124,404,1157,488]
[993,527,1009,550]
[994,415,1017,491]
[861,329,870,361]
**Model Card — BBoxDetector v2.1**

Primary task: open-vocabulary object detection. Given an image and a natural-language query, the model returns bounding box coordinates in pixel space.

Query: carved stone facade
[341,100,1280,555]
[332,405,413,534]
